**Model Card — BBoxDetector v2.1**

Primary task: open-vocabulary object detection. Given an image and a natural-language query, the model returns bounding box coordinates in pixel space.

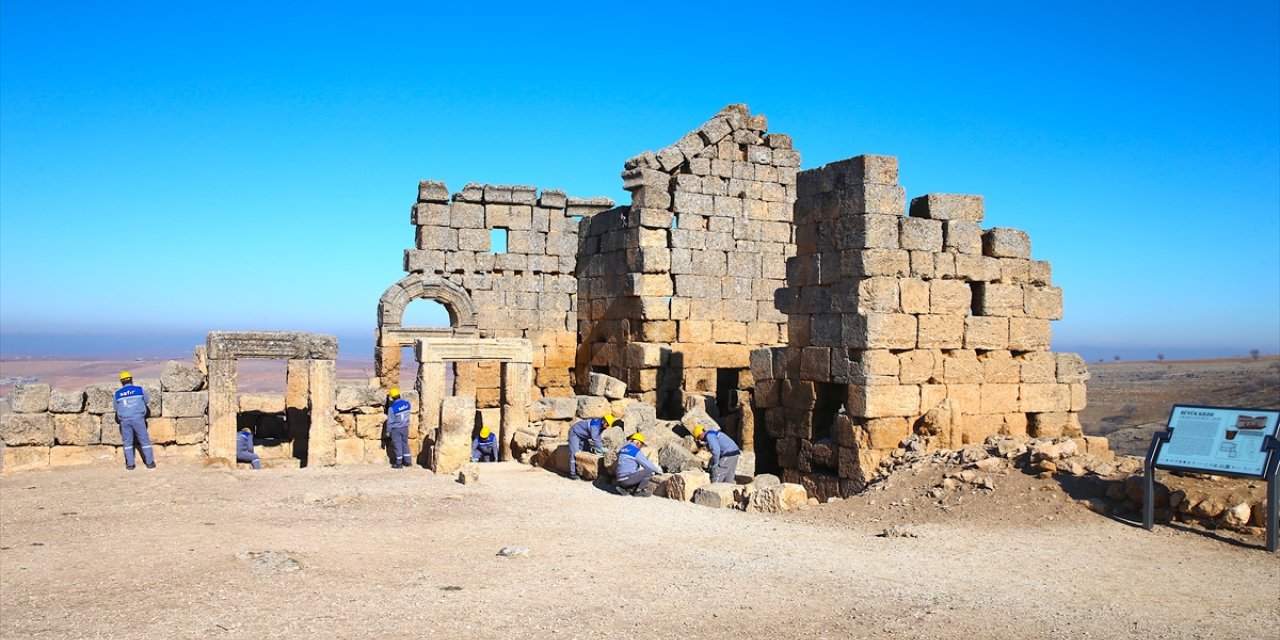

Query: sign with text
[1154,405,1280,478]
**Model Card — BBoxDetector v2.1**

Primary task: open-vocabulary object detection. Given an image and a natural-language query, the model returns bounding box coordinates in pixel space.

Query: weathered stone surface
[1,445,50,473]
[587,373,627,400]
[457,463,479,485]
[692,483,739,508]
[49,388,86,413]
[174,417,208,445]
[747,482,809,512]
[49,445,116,468]
[576,395,610,419]
[8,384,50,413]
[53,412,99,445]
[240,393,286,414]
[163,392,208,418]
[162,360,205,392]
[908,194,983,221]
[1,413,53,445]
[657,441,703,473]
[574,451,604,480]
[335,385,386,411]
[663,470,711,501]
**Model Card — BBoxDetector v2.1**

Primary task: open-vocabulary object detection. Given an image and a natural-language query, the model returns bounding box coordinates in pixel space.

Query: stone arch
[378,274,478,331]
[375,274,481,389]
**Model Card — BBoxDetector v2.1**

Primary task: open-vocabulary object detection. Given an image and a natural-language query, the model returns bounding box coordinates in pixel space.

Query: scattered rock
[457,464,479,485]
[877,525,922,538]
[237,550,302,573]
[497,546,530,557]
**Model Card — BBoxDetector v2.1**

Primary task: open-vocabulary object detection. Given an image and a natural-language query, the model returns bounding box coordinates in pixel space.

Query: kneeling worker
[567,413,623,480]
[614,433,660,497]
[693,424,741,484]
[237,426,261,470]
[472,426,498,462]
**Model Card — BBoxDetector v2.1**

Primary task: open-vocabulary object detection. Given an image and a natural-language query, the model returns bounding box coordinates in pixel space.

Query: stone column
[500,362,532,462]
[206,359,237,461]
[417,360,446,469]
[375,340,401,391]
[307,359,337,467]
[285,359,311,458]
[438,395,475,473]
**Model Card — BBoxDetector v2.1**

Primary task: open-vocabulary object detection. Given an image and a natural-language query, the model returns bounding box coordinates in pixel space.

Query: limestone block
[1028,412,1074,438]
[1024,285,1064,320]
[335,439,366,465]
[856,277,900,313]
[693,483,740,508]
[799,347,831,381]
[1008,318,1052,351]
[981,351,1020,383]
[163,392,208,418]
[954,254,1002,281]
[403,249,444,273]
[576,395,610,419]
[983,228,1031,259]
[1020,384,1070,413]
[1002,412,1029,437]
[411,202,449,226]
[899,217,943,251]
[574,452,604,480]
[162,361,205,392]
[84,384,115,414]
[980,384,1020,414]
[438,396,476,473]
[839,214,900,249]
[587,373,627,400]
[1070,383,1087,411]
[847,385,920,418]
[917,315,964,349]
[960,413,1003,444]
[733,451,756,479]
[352,413,383,440]
[416,225,458,251]
[747,483,809,513]
[711,321,747,343]
[174,417,207,445]
[897,350,938,385]
[418,180,450,203]
[9,384,50,413]
[49,389,85,413]
[100,417,122,446]
[335,385,385,412]
[972,283,1024,317]
[54,412,100,445]
[1,446,50,473]
[657,441,703,473]
[999,258,1031,283]
[964,316,1009,350]
[1019,352,1057,383]
[844,313,917,350]
[841,249,910,278]
[138,380,163,416]
[900,279,930,315]
[50,445,115,468]
[946,384,981,412]
[930,280,972,315]
[943,220,983,253]
[942,350,983,383]
[866,416,911,449]
[908,194,984,221]
[660,468,711,501]
[148,417,176,444]
[1,413,53,445]
[909,250,935,279]
[240,393,286,414]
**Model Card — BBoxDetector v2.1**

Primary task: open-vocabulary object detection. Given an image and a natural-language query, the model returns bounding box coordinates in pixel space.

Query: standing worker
[613,433,659,496]
[567,413,623,480]
[113,371,155,470]
[693,424,741,483]
[237,426,261,470]
[385,388,412,469]
[471,426,498,462]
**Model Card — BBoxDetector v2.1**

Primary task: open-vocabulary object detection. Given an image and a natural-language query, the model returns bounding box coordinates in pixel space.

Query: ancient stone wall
[577,105,798,418]
[381,181,613,403]
[751,154,1088,500]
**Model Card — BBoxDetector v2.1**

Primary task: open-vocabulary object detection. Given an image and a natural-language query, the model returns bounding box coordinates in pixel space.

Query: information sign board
[1154,405,1280,478]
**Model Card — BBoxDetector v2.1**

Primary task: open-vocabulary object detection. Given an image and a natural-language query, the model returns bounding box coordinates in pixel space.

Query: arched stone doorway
[375,274,481,389]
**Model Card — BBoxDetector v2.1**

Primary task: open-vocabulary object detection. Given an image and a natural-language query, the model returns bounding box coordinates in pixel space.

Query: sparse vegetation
[1157,353,1164,361]
[1113,355,1120,362]
[1250,349,1261,361]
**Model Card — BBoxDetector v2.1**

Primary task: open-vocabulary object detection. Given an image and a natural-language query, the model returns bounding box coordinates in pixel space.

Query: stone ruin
[0,104,1089,502]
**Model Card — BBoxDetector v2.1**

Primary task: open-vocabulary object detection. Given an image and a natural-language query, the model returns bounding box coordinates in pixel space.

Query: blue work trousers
[120,417,154,468]
[388,427,411,466]
[615,468,654,493]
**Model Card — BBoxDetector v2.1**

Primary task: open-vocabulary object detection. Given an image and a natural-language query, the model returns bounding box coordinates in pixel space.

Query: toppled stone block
[747,483,809,513]
[335,385,385,412]
[162,360,205,392]
[1,413,53,445]
[574,451,604,481]
[9,384,51,413]
[657,441,703,473]
[576,395,610,419]
[457,463,479,485]
[587,373,627,400]
[663,470,711,501]
[692,483,739,508]
[49,388,86,413]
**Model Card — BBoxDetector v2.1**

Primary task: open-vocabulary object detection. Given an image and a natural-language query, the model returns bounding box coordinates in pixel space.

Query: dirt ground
[2,460,1277,640]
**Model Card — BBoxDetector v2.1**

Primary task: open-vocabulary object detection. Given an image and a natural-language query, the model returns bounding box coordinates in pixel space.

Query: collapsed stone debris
[0,104,1091,512]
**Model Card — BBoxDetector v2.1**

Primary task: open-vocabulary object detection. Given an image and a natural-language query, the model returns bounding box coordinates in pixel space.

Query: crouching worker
[567,412,623,480]
[237,427,261,470]
[694,425,741,483]
[614,433,660,497]
[472,426,498,462]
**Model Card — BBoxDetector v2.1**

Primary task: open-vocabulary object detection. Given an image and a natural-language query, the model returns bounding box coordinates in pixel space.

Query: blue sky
[1,1,1277,362]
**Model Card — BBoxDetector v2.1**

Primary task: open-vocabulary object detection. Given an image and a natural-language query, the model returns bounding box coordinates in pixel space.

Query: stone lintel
[206,331,338,360]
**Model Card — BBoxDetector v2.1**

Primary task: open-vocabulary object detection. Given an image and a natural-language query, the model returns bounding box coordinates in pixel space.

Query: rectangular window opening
[489,227,509,253]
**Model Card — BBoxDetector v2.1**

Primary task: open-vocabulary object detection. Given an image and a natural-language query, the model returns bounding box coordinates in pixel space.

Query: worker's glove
[470,457,479,463]
[593,447,606,455]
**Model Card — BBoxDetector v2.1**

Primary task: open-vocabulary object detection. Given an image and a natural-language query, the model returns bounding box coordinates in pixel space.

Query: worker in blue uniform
[567,412,622,480]
[472,426,498,462]
[113,371,155,470]
[385,387,412,469]
[613,432,659,496]
[237,426,261,470]
[694,424,741,483]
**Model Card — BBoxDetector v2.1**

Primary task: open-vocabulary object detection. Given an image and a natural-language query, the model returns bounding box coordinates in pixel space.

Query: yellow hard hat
[389,388,400,398]
[604,412,617,426]
[119,371,132,380]
[479,426,491,438]
[693,425,706,438]
[628,432,646,444]
[240,426,252,432]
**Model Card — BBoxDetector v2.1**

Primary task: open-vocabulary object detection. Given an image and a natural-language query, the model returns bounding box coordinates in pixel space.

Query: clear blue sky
[2,1,1277,362]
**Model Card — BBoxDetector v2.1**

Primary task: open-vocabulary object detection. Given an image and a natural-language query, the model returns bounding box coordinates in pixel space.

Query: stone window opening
[811,382,845,443]
[489,228,508,254]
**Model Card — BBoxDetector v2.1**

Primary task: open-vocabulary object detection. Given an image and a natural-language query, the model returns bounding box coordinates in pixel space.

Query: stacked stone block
[396,181,613,401]
[0,360,210,472]
[577,105,798,416]
[752,154,1087,499]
